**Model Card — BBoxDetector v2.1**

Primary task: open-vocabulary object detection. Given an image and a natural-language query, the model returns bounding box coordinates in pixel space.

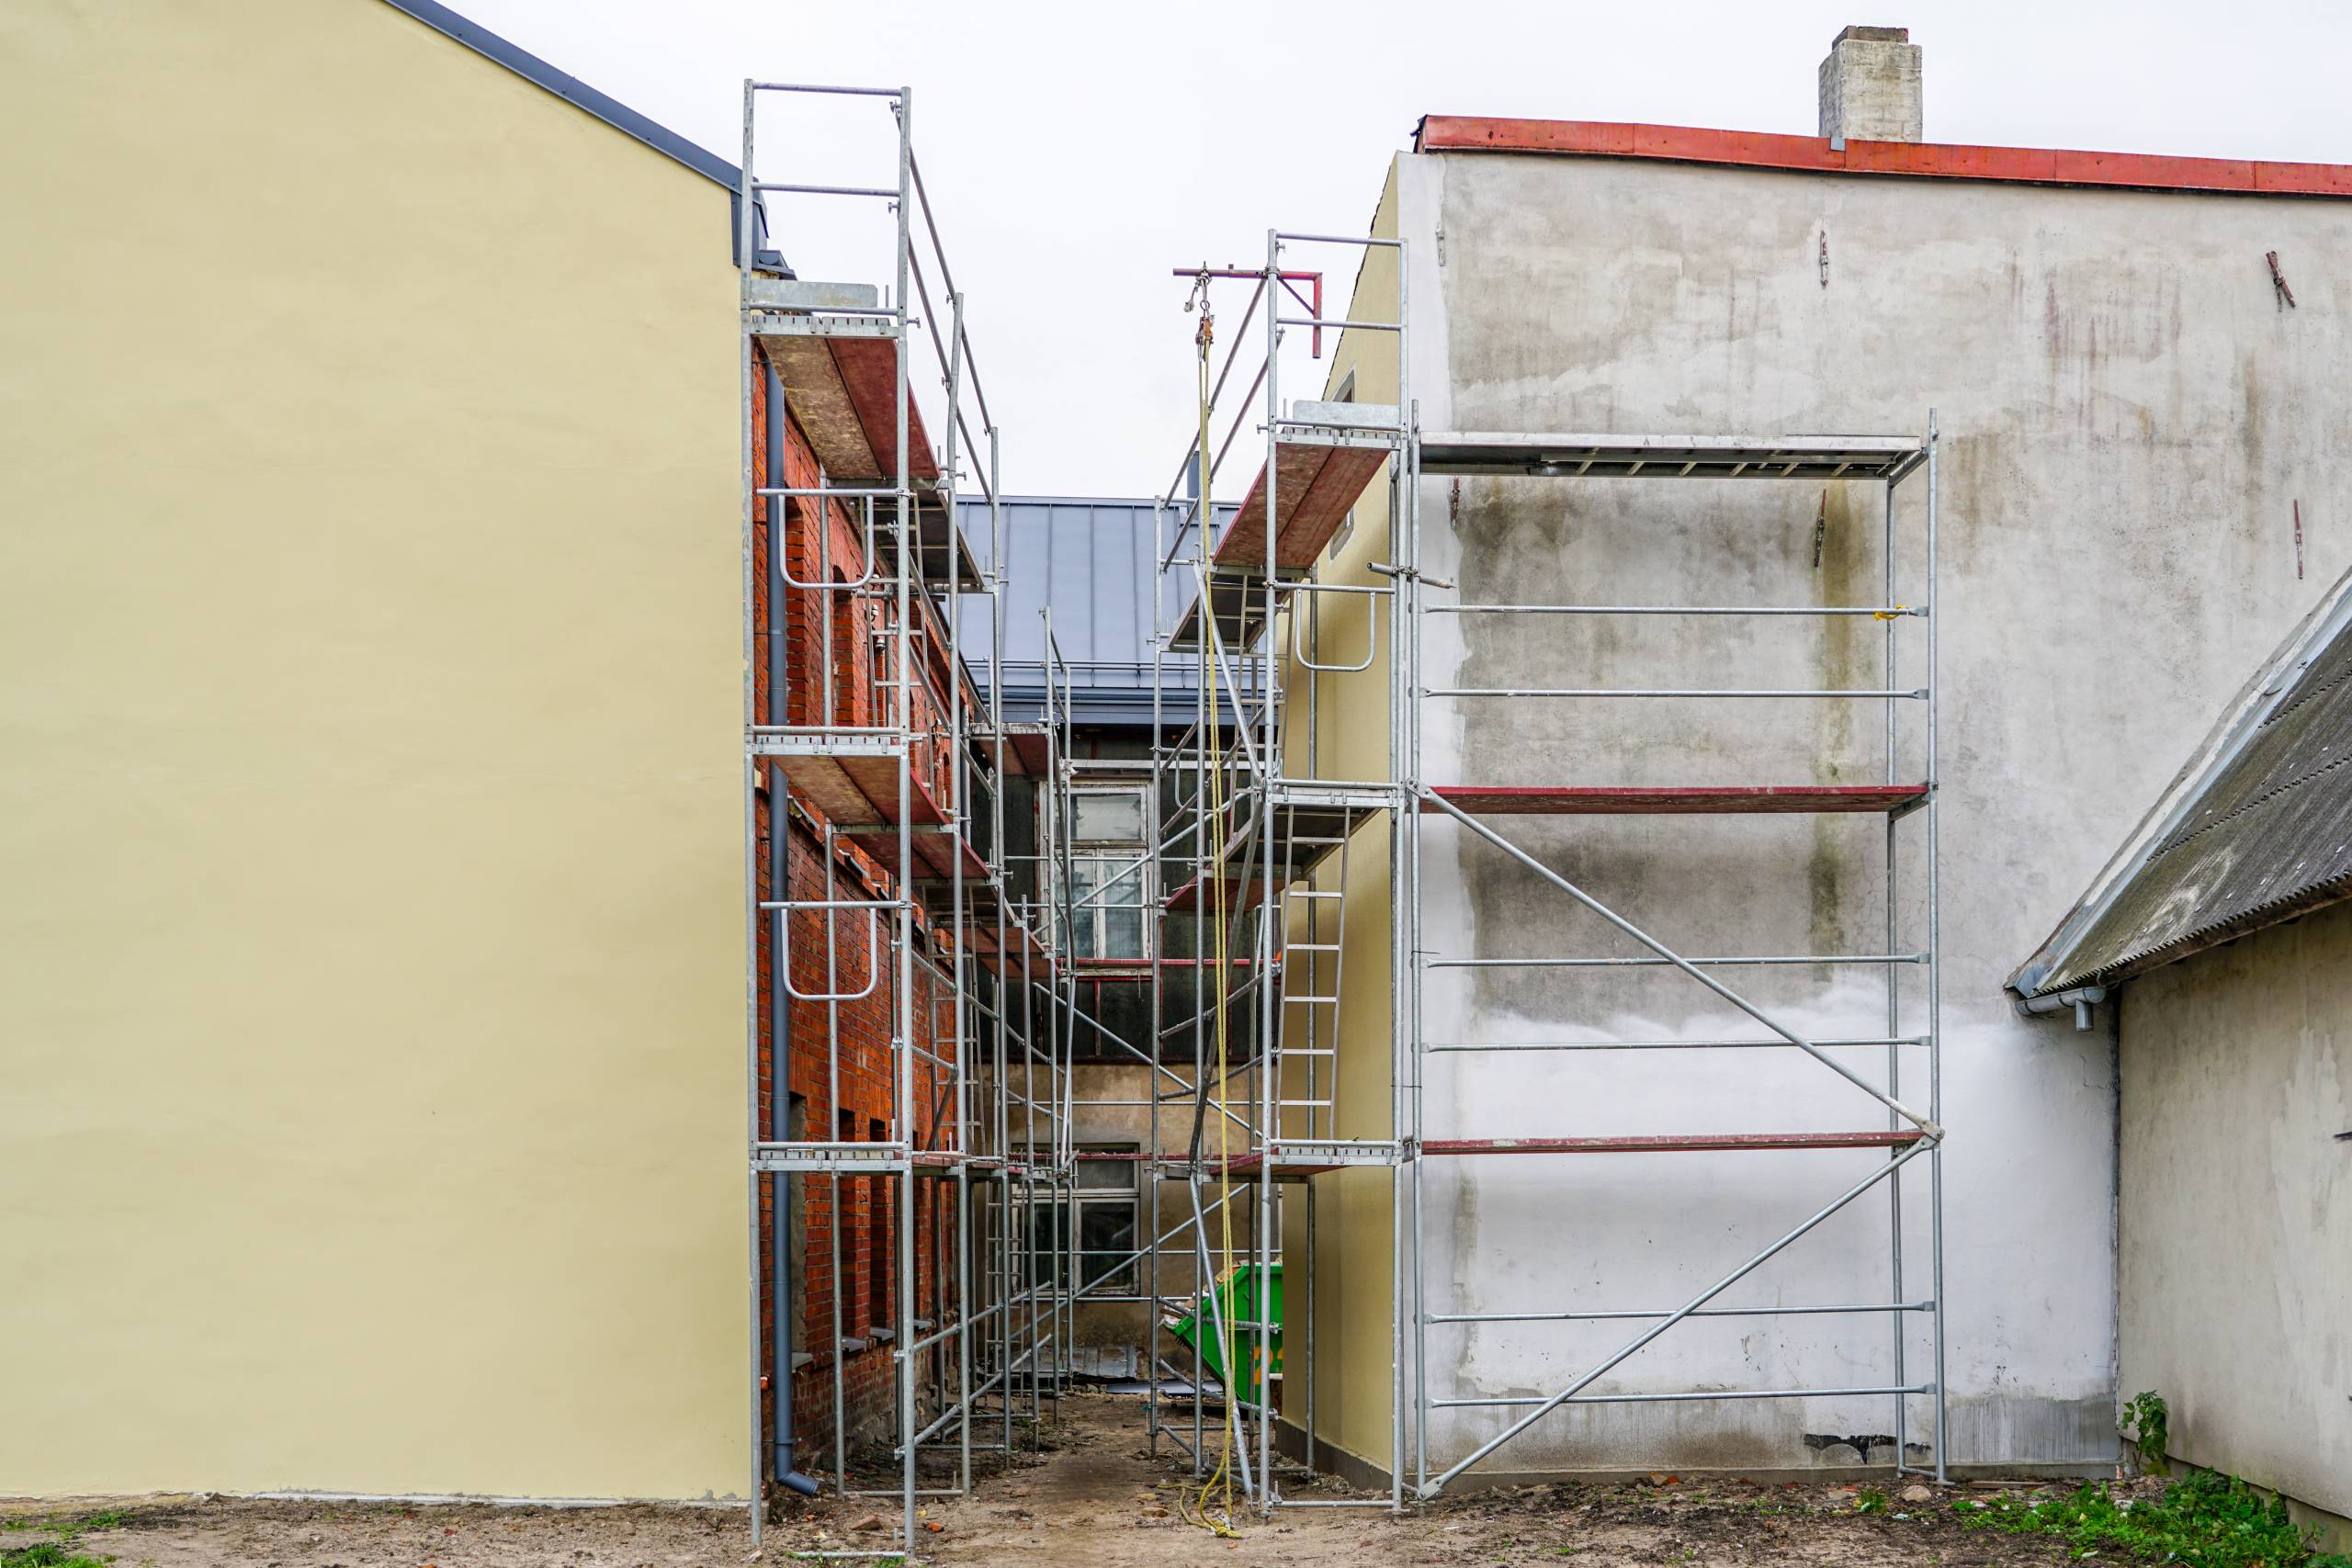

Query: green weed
[2120,1392,2170,1475]
[1854,1487,1891,1515]
[0,1508,131,1568]
[1954,1469,2352,1568]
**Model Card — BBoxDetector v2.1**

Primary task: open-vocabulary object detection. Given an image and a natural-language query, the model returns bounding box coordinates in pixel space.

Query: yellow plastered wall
[1275,162,1403,1481]
[0,0,746,1498]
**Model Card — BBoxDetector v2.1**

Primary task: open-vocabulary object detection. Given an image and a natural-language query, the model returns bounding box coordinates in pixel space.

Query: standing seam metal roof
[2008,564,2352,997]
[957,495,1234,726]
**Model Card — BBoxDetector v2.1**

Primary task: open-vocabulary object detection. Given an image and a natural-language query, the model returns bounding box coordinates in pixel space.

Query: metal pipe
[1926,410,1950,1484]
[737,78,766,1546]
[1424,1138,1932,1493]
[753,181,899,199]
[2015,984,2106,1031]
[1429,1301,1934,1325]
[1274,231,1406,248]
[1423,1035,1927,1053]
[1434,1383,1934,1409]
[1422,686,1929,699]
[749,81,902,96]
[763,349,822,1501]
[1433,603,1925,616]
[1275,315,1402,333]
[1423,953,1926,969]
[890,84,918,1555]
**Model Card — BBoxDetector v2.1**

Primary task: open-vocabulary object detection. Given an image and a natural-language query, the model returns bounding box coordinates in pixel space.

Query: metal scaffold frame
[1108,231,1414,1519]
[737,81,1072,1557]
[1121,223,1948,1513]
[1400,422,1946,1496]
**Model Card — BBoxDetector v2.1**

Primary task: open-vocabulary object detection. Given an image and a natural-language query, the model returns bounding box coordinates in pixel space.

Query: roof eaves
[1415,115,2352,200]
[2041,874,2352,994]
[2007,567,2352,998]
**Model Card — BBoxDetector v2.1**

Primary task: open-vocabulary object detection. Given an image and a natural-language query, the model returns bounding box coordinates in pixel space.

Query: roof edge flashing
[1415,114,2352,200]
[2007,561,2352,998]
[377,0,788,273]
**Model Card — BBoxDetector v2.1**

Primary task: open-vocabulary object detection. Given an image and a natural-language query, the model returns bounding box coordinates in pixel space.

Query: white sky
[447,0,2352,499]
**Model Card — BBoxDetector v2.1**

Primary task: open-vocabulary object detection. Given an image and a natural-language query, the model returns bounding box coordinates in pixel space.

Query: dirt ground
[14,1392,2086,1568]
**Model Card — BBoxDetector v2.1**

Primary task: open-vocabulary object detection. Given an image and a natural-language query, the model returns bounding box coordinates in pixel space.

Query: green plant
[0,1514,123,1568]
[0,1544,107,1568]
[2121,1391,2169,1475]
[1954,1469,2352,1568]
[1853,1487,1890,1515]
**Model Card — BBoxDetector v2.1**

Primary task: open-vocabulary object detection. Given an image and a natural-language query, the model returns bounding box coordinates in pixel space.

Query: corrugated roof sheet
[2009,565,2352,997]
[957,495,1232,726]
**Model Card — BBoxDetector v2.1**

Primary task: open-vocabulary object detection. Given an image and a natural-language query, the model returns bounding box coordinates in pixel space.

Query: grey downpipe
[767,359,821,1499]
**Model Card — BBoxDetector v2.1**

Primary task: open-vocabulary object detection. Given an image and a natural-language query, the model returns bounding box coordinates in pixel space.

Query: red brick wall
[752,352,975,1477]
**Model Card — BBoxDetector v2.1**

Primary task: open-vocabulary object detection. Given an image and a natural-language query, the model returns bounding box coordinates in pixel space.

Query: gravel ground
[8,1393,2093,1568]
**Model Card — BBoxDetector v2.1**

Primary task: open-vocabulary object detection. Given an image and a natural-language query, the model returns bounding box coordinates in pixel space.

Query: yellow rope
[1177,271,1240,1540]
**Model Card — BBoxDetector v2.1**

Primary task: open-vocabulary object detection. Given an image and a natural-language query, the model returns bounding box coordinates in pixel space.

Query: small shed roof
[2008,565,2352,998]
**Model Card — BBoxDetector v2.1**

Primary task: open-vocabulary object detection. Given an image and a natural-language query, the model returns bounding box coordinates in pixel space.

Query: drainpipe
[768,359,821,1498]
[2015,984,2107,1031]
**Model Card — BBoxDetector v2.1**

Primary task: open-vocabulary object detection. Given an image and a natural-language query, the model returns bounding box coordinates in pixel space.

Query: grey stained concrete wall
[1394,147,2352,1475]
[2119,906,2352,1537]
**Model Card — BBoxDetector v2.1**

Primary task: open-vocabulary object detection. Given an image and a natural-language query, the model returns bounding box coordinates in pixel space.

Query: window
[1028,1146,1139,1294]
[1060,787,1150,960]
[1327,371,1358,554]
[1076,1152,1139,1293]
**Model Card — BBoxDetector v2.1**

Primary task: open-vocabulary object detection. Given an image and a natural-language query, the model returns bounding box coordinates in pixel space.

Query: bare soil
[12,1392,2085,1568]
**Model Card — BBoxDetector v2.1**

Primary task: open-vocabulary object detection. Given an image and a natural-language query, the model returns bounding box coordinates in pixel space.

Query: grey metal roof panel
[957,494,1234,704]
[2008,565,2352,997]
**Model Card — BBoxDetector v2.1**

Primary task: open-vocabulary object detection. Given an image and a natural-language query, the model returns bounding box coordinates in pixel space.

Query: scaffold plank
[1216,436,1392,570]
[761,751,984,881]
[1419,431,1922,481]
[754,322,942,483]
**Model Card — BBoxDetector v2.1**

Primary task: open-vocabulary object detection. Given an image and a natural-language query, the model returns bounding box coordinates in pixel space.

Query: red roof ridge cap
[1413,115,2352,198]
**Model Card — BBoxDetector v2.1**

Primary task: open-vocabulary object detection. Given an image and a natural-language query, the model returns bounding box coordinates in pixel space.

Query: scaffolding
[737,82,1072,1555]
[1130,231,1947,1509]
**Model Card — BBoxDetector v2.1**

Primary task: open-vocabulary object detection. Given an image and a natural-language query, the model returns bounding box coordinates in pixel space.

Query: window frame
[1058,784,1153,960]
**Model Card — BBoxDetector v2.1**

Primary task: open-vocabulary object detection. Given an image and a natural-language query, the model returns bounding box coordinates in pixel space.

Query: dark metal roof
[377,0,785,269]
[2009,567,2352,997]
[956,495,1236,728]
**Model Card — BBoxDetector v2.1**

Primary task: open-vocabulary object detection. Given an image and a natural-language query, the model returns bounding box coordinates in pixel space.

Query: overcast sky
[449,0,2352,498]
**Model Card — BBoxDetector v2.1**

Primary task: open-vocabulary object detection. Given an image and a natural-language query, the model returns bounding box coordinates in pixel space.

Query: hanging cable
[1175,270,1241,1540]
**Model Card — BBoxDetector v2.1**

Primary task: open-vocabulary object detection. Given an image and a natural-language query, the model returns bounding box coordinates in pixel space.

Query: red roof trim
[1416,116,2352,199]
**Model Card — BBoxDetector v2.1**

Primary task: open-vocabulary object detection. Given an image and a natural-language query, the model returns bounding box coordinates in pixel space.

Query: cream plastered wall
[1,0,746,1499]
[2120,908,2352,1539]
[1273,163,1405,1481]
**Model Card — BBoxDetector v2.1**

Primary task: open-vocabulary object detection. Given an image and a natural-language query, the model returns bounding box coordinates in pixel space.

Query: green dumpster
[1164,1262,1283,1407]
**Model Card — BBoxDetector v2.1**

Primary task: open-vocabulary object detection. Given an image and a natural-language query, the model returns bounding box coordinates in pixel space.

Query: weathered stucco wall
[1395,146,2352,1476]
[0,0,744,1498]
[2120,906,2352,1527]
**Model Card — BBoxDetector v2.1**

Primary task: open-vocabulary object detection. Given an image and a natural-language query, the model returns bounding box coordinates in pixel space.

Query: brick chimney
[1817,26,1922,145]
